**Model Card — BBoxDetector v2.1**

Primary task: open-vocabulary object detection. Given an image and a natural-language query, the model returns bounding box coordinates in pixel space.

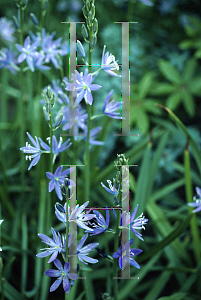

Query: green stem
[84,25,93,202]
[113,210,120,300]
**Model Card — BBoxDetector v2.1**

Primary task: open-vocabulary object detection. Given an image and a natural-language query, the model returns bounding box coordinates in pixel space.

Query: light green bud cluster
[82,0,98,50]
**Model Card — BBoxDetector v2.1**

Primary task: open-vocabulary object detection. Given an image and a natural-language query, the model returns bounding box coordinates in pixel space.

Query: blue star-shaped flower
[16,36,38,71]
[36,227,65,263]
[66,68,101,106]
[103,89,123,119]
[46,166,75,200]
[76,233,99,264]
[45,259,78,293]
[101,45,121,77]
[113,239,143,270]
[86,208,110,236]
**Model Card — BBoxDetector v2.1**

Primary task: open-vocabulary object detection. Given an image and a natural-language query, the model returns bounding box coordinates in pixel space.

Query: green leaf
[138,212,193,263]
[143,100,162,114]
[182,92,195,117]
[183,58,197,82]
[166,93,182,111]
[157,292,188,300]
[138,72,154,98]
[158,60,181,84]
[151,83,176,95]
[136,108,149,134]
[189,76,201,95]
[179,40,194,50]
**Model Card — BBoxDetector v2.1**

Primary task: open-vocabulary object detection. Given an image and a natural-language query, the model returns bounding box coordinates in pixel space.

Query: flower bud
[12,15,19,29]
[55,202,66,214]
[85,0,90,11]
[65,178,70,188]
[30,13,39,25]
[60,184,66,196]
[77,40,85,58]
[54,113,63,130]
[88,11,93,24]
[90,3,95,19]
[47,86,52,99]
[82,6,88,19]
[90,34,97,49]
[93,18,98,34]
[81,24,88,39]
[43,106,50,121]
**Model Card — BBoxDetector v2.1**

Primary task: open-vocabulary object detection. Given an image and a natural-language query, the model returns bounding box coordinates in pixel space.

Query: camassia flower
[46,166,75,201]
[36,227,65,263]
[188,186,201,213]
[103,89,123,119]
[55,201,96,231]
[101,45,121,77]
[113,239,143,270]
[73,233,99,265]
[20,132,45,171]
[65,68,101,106]
[16,36,38,71]
[45,259,78,293]
[86,208,111,236]
[101,179,119,196]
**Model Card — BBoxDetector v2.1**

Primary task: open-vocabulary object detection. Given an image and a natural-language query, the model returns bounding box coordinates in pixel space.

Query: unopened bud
[82,6,88,19]
[90,34,97,49]
[81,24,88,39]
[93,18,98,34]
[60,184,66,196]
[30,13,39,25]
[90,4,95,19]
[55,202,66,214]
[43,106,50,121]
[77,40,85,58]
[12,16,19,29]
[85,0,90,11]
[54,113,63,129]
[88,11,93,24]
[47,86,52,99]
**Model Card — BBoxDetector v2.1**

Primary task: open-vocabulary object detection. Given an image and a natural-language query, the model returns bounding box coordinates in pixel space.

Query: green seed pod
[81,24,88,39]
